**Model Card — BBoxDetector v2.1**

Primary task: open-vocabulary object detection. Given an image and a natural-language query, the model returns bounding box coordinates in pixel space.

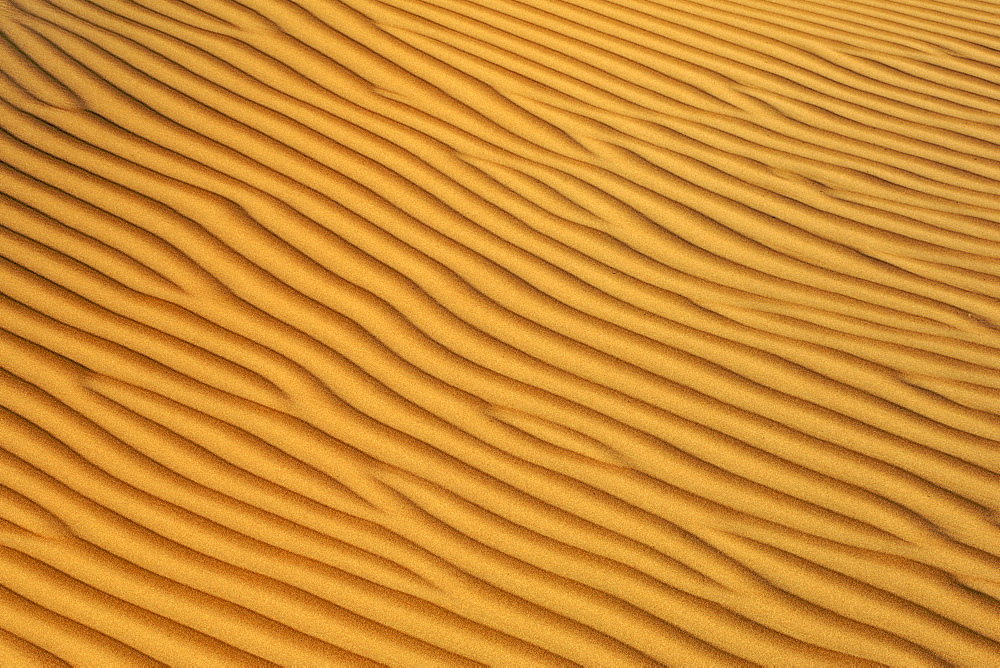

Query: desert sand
[1,0,999,663]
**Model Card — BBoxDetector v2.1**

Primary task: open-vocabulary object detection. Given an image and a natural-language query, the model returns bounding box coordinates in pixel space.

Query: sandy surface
[1,0,1000,664]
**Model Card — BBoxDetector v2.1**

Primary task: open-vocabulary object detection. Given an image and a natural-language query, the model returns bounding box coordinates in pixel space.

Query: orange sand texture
[1,0,1000,663]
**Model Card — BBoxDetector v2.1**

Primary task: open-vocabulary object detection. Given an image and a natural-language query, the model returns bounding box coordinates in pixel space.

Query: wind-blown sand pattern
[2,0,1000,662]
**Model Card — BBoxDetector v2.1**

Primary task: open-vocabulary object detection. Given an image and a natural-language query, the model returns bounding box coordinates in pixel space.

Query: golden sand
[1,0,1000,663]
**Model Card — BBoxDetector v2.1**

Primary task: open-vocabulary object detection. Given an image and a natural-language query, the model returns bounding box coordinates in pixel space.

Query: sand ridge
[1,0,1000,663]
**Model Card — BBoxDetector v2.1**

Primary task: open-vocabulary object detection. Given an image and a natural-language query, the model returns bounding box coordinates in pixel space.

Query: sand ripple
[2,0,1000,663]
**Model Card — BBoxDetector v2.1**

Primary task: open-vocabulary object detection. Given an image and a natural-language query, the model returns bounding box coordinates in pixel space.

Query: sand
[1,0,999,663]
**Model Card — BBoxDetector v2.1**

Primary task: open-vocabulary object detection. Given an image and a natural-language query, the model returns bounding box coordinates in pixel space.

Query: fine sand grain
[2,0,1000,664]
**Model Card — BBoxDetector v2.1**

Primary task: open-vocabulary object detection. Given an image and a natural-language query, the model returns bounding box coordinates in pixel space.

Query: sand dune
[1,0,999,663]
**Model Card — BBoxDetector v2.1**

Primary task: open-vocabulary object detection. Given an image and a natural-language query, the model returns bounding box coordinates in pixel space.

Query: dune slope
[2,0,1000,663]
